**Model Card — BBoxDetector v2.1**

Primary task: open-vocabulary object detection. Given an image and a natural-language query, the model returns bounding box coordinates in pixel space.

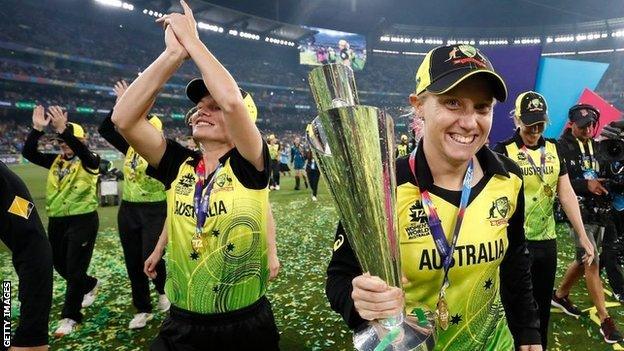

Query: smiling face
[56,140,75,158]
[188,95,231,144]
[411,75,495,167]
[518,121,545,146]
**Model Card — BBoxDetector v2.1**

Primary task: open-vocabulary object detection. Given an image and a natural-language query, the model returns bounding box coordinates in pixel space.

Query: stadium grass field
[2,163,624,350]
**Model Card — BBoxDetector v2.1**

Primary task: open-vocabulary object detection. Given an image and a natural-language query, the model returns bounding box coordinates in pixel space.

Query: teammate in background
[279,144,291,177]
[551,103,624,343]
[22,105,100,337]
[494,91,603,347]
[328,47,337,63]
[305,148,320,202]
[396,134,409,157]
[268,135,280,190]
[98,80,170,330]
[326,45,542,350]
[338,39,351,67]
[111,1,279,348]
[1,160,52,351]
[291,137,308,190]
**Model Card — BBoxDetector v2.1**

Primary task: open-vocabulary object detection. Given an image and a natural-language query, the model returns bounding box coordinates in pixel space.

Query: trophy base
[353,314,436,351]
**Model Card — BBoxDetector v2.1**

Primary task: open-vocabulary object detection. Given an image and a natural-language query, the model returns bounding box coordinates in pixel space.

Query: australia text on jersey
[419,238,505,270]
[174,200,228,218]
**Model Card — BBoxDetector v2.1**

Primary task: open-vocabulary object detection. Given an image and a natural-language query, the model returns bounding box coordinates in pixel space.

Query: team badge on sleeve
[333,234,345,251]
[7,195,34,219]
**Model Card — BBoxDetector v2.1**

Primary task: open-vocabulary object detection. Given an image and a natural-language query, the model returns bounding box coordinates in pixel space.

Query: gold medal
[544,184,553,197]
[191,236,203,251]
[436,296,449,331]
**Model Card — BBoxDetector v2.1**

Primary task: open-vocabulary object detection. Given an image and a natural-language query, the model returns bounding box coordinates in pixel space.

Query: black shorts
[150,296,280,351]
[279,163,290,172]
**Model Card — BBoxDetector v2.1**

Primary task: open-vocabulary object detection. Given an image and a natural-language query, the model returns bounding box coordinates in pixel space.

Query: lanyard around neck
[193,159,222,235]
[408,149,474,291]
[576,139,595,171]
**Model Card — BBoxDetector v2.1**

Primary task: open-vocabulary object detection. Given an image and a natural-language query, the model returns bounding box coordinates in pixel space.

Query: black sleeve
[229,142,271,190]
[59,128,100,170]
[146,139,196,189]
[21,129,57,169]
[559,139,590,196]
[325,222,367,330]
[492,142,508,156]
[553,141,568,176]
[0,161,53,347]
[499,180,541,346]
[98,110,129,154]
[570,179,589,196]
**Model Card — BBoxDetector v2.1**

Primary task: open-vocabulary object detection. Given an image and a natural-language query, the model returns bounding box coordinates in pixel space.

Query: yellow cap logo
[68,122,85,139]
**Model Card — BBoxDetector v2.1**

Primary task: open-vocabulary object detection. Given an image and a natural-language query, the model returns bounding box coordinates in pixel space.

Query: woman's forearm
[112,50,184,130]
[559,175,590,241]
[156,225,169,253]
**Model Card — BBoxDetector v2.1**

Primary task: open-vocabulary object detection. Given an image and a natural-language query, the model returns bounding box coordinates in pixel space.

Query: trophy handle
[306,117,332,156]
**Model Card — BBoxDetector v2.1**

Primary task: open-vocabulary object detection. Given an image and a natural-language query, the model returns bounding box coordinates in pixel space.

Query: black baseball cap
[514,91,548,126]
[415,44,507,102]
[185,78,257,121]
[569,104,599,128]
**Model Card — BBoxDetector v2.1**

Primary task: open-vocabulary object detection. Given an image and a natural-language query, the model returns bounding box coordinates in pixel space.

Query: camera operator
[598,121,624,287]
[554,104,624,325]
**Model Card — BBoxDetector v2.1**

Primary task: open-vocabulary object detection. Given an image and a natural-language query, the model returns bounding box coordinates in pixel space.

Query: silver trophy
[307,63,436,351]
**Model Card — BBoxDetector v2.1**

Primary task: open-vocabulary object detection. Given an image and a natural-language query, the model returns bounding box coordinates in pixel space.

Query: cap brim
[186,78,208,104]
[186,78,247,104]
[574,116,594,128]
[427,69,508,102]
[519,112,547,126]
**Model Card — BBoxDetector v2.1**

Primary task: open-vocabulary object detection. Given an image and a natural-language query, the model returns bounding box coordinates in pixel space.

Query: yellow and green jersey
[46,155,99,217]
[399,147,522,350]
[396,144,408,157]
[268,144,279,160]
[147,140,271,314]
[495,130,567,241]
[122,147,166,203]
[327,145,540,350]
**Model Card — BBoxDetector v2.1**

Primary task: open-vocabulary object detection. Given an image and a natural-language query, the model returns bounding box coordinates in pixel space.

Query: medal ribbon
[130,152,139,172]
[521,145,551,191]
[408,149,473,302]
[577,139,595,171]
[193,159,222,237]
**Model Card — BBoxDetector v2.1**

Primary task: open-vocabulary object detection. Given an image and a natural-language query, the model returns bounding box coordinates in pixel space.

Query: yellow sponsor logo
[7,195,34,219]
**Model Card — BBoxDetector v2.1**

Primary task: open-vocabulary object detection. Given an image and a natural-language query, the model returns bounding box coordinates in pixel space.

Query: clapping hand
[113,80,129,104]
[31,105,49,131]
[47,105,68,134]
[156,0,199,47]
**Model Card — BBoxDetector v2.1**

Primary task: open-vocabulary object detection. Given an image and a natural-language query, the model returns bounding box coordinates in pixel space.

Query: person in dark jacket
[551,104,623,343]
[0,160,52,350]
[304,147,320,201]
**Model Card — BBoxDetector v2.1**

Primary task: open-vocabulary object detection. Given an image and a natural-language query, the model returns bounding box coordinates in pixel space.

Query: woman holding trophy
[326,45,542,350]
[111,1,278,349]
